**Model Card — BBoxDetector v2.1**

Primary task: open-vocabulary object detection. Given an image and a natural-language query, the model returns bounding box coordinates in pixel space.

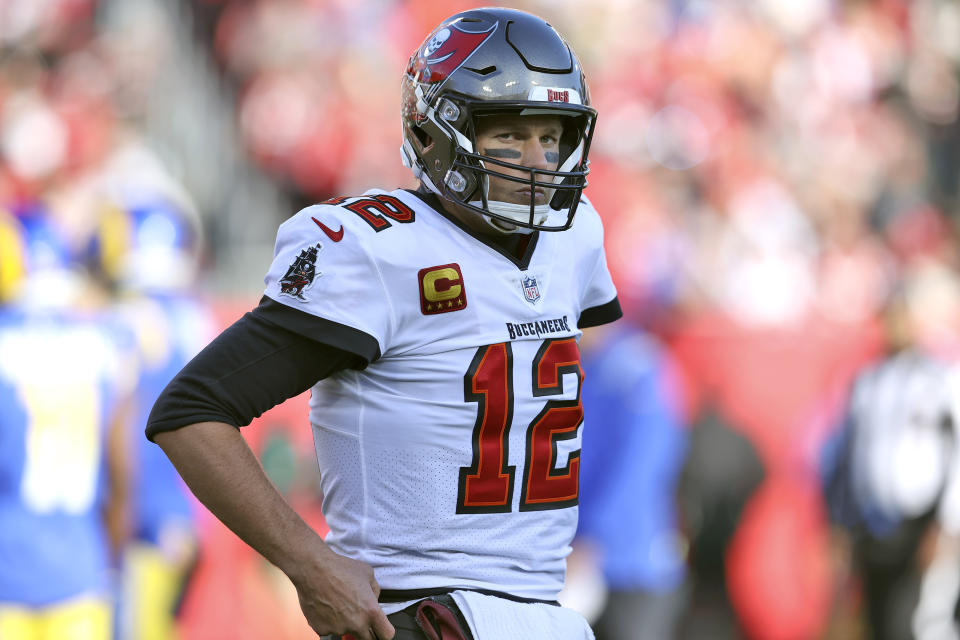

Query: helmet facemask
[403,95,596,233]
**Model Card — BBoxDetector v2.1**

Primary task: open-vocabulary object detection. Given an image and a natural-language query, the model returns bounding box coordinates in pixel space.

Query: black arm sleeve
[145,304,365,441]
[578,296,623,328]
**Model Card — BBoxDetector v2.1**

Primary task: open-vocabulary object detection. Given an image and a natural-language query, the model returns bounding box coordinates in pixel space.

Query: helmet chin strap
[470,200,551,235]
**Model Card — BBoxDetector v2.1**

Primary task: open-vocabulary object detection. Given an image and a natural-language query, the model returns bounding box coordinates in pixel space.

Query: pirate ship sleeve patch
[277,242,322,300]
[262,206,393,353]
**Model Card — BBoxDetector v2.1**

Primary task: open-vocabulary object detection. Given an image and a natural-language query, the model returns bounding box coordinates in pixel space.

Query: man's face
[474,114,564,205]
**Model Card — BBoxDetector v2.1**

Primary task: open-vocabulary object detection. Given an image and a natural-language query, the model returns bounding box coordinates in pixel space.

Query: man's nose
[522,139,554,171]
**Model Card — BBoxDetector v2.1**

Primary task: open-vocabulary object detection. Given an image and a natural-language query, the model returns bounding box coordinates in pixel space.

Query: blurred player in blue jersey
[566,324,689,640]
[91,195,214,640]
[0,207,138,640]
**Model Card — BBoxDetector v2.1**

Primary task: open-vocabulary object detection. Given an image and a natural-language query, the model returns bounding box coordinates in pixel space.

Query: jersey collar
[404,189,540,271]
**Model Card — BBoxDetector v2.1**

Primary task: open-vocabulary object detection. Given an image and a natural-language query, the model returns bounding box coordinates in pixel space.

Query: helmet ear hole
[412,126,433,150]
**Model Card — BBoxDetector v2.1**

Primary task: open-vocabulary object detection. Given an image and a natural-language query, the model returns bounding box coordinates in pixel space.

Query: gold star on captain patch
[447,300,453,308]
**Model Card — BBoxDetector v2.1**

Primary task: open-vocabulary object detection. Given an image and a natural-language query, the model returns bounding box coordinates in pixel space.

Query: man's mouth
[517,187,545,200]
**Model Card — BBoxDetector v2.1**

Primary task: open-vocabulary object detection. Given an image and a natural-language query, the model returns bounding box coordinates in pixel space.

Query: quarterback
[147,8,621,640]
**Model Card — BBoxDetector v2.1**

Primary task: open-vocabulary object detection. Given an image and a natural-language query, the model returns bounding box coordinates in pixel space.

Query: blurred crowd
[5,0,959,314]
[2,0,960,638]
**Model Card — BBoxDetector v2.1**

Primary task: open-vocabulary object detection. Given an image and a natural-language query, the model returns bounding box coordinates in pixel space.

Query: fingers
[328,601,393,640]
[369,610,396,640]
[296,553,392,640]
[364,573,388,638]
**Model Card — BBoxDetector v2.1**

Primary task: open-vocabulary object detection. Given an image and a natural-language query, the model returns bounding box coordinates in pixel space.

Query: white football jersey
[262,189,619,601]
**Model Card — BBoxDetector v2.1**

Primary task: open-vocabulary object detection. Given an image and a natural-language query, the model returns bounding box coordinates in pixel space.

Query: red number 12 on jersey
[457,338,583,513]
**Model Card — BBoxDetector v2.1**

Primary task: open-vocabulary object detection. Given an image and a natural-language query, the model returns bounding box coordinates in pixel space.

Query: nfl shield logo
[522,275,541,304]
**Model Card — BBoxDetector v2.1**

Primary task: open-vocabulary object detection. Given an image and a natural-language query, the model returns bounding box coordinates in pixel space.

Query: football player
[0,207,139,640]
[147,8,621,640]
[91,196,213,640]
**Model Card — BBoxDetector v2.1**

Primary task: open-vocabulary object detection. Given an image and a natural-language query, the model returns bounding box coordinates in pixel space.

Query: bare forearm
[153,421,394,638]
[153,421,328,581]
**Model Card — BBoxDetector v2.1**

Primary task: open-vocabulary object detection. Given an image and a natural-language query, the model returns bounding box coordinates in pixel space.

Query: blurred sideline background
[2,0,960,638]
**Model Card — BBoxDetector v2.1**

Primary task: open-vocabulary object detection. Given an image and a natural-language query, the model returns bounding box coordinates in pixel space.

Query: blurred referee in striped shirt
[823,261,960,640]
